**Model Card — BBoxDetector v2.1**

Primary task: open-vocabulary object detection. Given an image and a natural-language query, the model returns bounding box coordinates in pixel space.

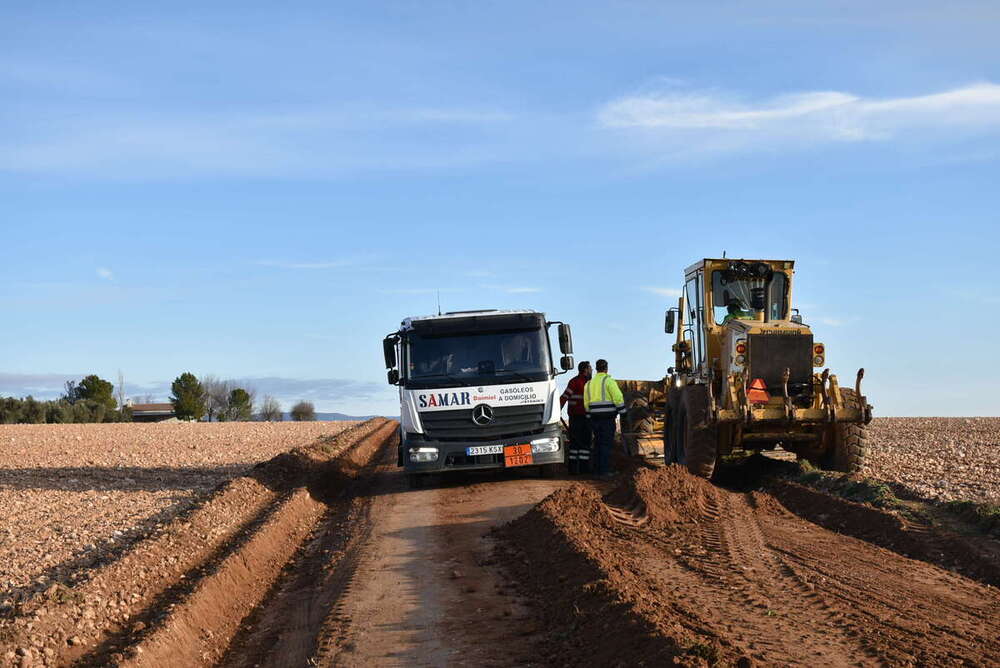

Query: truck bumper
[401,423,564,473]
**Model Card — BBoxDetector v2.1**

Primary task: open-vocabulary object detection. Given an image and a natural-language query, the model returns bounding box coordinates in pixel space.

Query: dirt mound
[250,418,388,490]
[499,485,697,667]
[606,465,719,528]
[499,465,1000,666]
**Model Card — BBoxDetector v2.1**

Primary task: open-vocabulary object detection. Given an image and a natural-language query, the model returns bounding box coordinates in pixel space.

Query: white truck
[383,309,575,487]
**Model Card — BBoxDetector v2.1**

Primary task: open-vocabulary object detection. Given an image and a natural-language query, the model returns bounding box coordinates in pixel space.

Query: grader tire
[664,388,680,463]
[824,388,869,474]
[678,385,718,479]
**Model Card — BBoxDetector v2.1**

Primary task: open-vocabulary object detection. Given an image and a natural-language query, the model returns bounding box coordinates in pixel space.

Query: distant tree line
[0,374,132,424]
[168,373,317,422]
[0,372,321,424]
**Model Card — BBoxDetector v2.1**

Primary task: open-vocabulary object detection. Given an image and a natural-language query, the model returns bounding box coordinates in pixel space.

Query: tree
[46,400,73,424]
[170,372,206,421]
[76,375,117,412]
[22,396,45,424]
[226,388,253,421]
[72,400,105,423]
[202,375,230,422]
[117,370,127,413]
[0,397,21,424]
[258,395,282,421]
[290,401,316,422]
[63,380,80,403]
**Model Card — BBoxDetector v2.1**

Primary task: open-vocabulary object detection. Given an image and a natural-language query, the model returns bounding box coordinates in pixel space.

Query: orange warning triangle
[747,378,770,404]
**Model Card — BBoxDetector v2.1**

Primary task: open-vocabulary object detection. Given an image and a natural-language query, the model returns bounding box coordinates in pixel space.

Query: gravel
[0,421,355,601]
[867,417,1000,503]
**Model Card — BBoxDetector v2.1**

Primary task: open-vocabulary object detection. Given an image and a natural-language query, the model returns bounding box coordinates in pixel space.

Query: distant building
[129,403,177,423]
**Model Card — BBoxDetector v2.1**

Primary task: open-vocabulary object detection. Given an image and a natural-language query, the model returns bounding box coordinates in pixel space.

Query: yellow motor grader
[660,258,873,478]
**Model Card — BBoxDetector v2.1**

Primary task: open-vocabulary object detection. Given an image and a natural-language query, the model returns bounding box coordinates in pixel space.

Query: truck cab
[383,309,574,486]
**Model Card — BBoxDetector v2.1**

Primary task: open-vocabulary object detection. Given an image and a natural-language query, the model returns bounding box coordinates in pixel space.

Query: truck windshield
[405,328,550,387]
[712,271,788,324]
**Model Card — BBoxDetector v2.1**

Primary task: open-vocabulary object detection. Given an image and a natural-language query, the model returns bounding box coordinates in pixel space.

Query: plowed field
[0,421,355,601]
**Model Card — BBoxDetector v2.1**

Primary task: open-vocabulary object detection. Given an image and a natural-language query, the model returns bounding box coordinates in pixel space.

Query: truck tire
[406,473,424,489]
[677,385,718,479]
[824,388,869,474]
[623,395,653,457]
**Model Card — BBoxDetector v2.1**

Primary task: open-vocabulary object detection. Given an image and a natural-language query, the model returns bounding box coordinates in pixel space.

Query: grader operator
[663,258,873,478]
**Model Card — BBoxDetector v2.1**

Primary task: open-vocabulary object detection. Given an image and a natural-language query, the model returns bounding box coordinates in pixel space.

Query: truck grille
[420,403,546,441]
[748,333,814,393]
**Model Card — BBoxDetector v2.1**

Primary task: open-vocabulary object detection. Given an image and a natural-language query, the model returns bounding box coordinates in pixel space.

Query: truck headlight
[530,437,560,454]
[409,447,439,463]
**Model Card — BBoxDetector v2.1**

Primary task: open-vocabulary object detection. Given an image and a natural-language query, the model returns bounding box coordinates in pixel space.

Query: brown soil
[0,420,357,601]
[4,422,1000,667]
[0,418,396,667]
[500,465,1000,666]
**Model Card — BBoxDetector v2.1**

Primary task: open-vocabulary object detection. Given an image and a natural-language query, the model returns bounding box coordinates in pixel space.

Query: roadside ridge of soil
[767,478,1000,587]
[0,417,395,667]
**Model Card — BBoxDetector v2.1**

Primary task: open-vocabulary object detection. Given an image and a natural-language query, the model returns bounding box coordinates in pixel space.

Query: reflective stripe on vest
[587,374,624,415]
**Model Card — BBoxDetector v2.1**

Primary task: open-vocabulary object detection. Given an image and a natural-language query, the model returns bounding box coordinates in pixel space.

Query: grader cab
[661,258,873,478]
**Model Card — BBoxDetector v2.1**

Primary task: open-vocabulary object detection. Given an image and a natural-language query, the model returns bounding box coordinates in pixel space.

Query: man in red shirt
[560,360,593,474]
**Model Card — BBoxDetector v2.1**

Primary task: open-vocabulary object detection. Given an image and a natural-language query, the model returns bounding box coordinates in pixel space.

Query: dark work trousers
[591,415,616,476]
[566,414,592,474]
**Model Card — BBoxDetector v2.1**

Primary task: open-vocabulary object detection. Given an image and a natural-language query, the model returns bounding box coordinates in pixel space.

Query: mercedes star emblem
[472,404,495,426]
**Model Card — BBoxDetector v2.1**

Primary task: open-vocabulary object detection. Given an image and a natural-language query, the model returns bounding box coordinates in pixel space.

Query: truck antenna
[437,290,442,316]
[723,250,727,258]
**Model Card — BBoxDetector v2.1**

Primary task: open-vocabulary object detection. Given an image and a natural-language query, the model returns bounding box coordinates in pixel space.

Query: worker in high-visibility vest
[583,359,626,478]
[560,360,592,474]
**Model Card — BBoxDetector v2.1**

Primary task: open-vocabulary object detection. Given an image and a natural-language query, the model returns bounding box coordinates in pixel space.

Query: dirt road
[222,443,573,668]
[4,419,1000,667]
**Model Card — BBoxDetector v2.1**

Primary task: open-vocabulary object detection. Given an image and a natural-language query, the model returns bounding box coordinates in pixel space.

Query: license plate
[503,444,534,467]
[466,445,503,456]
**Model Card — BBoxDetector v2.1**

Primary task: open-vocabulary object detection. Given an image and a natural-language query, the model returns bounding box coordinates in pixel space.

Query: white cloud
[258,259,356,270]
[377,287,459,295]
[818,316,844,327]
[642,286,682,297]
[96,267,113,280]
[0,105,517,178]
[598,82,1000,156]
[503,287,542,294]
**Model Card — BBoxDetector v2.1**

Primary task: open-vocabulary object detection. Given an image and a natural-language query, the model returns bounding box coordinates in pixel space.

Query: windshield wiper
[412,372,465,385]
[495,370,539,383]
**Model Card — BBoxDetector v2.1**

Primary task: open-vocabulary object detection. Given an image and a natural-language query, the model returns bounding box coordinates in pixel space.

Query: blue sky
[2,1,999,415]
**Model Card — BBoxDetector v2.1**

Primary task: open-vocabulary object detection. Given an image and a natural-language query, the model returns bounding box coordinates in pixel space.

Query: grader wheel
[823,388,869,474]
[669,385,718,479]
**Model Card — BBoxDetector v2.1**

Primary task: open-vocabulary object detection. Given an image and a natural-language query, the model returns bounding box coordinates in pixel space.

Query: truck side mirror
[665,310,675,334]
[558,323,573,354]
[560,355,574,371]
[383,337,397,369]
[387,369,400,385]
[791,308,803,324]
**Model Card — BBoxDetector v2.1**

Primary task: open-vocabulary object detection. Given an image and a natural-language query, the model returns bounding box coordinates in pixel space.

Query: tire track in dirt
[500,465,1000,666]
[218,427,392,668]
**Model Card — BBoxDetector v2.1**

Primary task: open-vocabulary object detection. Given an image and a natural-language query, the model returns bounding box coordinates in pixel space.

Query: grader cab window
[712,268,788,325]
[684,275,706,367]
